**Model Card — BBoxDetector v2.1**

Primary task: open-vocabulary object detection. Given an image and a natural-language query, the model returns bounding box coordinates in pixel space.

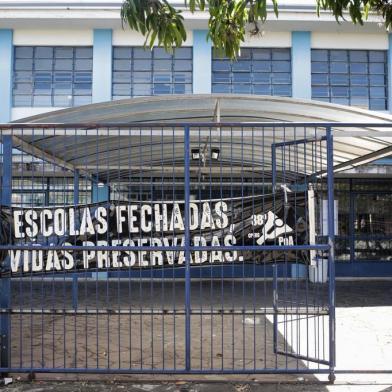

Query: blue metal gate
[0,122,336,379]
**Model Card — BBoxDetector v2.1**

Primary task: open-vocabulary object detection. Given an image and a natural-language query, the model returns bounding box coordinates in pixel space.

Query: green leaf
[121,0,392,61]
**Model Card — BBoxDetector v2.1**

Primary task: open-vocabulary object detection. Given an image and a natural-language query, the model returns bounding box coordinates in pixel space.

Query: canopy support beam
[11,135,92,180]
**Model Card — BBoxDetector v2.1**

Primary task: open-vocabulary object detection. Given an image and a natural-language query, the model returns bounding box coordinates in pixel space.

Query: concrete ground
[1,279,392,391]
[2,380,392,391]
[7,278,328,372]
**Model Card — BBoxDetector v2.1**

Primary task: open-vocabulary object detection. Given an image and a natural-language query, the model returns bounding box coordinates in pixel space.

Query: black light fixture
[191,148,201,160]
[211,147,220,160]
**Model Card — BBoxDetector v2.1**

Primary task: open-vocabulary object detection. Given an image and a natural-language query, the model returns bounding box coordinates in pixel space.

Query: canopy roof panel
[6,94,392,181]
[16,94,392,125]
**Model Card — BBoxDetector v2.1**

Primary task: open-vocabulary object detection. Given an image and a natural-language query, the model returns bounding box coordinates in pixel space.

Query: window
[13,46,93,107]
[212,48,292,97]
[112,47,192,99]
[333,179,392,263]
[11,177,91,207]
[311,49,387,110]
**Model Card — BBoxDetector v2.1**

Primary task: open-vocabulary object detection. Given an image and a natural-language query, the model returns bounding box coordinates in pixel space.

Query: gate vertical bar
[72,169,80,310]
[184,125,191,371]
[271,144,276,191]
[0,135,12,373]
[271,142,278,354]
[326,127,336,382]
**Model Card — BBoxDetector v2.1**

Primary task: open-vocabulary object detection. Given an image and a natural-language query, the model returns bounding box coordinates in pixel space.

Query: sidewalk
[2,380,392,391]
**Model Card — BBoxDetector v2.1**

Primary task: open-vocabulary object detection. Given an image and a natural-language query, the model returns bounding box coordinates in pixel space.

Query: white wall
[112,29,193,46]
[13,29,93,45]
[11,107,65,121]
[312,32,388,49]
[241,31,291,47]
[14,29,385,51]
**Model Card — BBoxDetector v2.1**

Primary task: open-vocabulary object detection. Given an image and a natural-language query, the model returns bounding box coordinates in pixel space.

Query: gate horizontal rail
[0,368,333,374]
[0,308,329,316]
[0,245,330,251]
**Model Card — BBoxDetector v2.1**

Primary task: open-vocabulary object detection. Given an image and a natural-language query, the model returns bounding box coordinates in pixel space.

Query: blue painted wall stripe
[193,30,211,94]
[92,29,112,103]
[92,183,110,202]
[92,182,109,279]
[373,158,392,165]
[0,29,13,123]
[291,31,311,100]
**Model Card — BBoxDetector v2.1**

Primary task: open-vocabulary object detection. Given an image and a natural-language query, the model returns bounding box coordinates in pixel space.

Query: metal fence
[0,122,338,379]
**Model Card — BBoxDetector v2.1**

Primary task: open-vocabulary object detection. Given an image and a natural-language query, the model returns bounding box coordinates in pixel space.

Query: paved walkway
[2,380,392,391]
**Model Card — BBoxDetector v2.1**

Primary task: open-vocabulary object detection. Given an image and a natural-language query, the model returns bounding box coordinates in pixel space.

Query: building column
[291,31,311,100]
[192,30,212,94]
[72,170,80,310]
[92,29,112,103]
[388,34,392,113]
[0,30,13,123]
[92,182,110,202]
[92,181,109,280]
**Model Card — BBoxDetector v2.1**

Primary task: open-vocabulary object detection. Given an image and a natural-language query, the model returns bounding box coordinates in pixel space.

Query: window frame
[12,45,93,108]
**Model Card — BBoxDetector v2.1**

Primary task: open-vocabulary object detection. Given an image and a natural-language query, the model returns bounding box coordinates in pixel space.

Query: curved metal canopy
[16,94,392,124]
[7,94,392,181]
